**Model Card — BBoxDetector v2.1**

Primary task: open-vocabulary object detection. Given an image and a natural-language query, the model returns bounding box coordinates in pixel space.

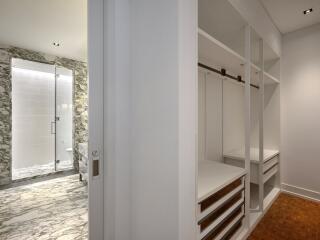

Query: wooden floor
[249,193,320,240]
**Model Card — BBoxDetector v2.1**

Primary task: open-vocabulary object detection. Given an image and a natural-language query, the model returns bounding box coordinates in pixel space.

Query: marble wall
[0,44,88,185]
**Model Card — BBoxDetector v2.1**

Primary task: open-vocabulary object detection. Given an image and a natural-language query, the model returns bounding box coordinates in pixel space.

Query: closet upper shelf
[198,28,245,76]
[198,28,280,85]
[223,148,279,163]
[198,160,246,202]
[264,71,280,84]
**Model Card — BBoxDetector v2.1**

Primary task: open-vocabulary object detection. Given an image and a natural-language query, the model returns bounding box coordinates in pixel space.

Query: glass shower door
[12,58,56,179]
[55,66,74,171]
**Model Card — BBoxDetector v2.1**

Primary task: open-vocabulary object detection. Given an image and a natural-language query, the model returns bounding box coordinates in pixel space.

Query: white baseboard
[281,183,320,202]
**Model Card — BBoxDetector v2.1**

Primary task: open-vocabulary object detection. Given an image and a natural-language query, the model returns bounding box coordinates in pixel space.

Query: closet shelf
[264,72,280,84]
[250,185,281,210]
[224,149,279,184]
[251,63,261,72]
[198,160,246,202]
[198,28,245,77]
[199,28,279,87]
[223,148,279,163]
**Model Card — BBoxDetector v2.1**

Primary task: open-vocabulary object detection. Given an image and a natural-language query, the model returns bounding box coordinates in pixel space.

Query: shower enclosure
[12,58,74,180]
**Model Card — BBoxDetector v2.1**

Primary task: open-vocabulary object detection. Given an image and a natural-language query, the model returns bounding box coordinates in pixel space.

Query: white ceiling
[0,0,87,61]
[260,0,320,34]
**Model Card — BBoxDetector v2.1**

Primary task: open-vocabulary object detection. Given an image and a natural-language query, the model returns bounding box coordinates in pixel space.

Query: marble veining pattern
[0,46,12,185]
[0,174,87,240]
[0,44,88,185]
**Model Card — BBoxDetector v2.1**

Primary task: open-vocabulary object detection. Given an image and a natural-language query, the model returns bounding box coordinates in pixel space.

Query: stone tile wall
[0,44,88,185]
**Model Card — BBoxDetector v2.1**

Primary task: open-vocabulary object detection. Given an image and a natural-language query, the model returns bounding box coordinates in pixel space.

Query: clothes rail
[198,62,259,89]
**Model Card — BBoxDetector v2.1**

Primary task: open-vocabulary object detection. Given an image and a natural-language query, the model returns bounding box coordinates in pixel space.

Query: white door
[88,0,104,238]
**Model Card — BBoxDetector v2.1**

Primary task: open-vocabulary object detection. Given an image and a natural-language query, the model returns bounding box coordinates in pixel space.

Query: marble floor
[12,160,74,180]
[0,174,87,240]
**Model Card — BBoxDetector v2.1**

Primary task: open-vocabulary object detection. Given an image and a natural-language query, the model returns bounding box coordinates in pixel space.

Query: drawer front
[199,178,243,212]
[199,192,243,232]
[263,164,278,183]
[200,205,244,240]
[263,155,278,173]
[197,176,245,240]
[198,181,245,221]
[221,216,243,240]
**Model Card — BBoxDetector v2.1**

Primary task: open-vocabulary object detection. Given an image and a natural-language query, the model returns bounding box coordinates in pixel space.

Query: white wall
[102,0,197,239]
[130,1,197,239]
[88,0,104,238]
[130,1,179,238]
[282,23,320,199]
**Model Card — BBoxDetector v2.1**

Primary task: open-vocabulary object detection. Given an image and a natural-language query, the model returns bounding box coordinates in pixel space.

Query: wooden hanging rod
[198,62,259,89]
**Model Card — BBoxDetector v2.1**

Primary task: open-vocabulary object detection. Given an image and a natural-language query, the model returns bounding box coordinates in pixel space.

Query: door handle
[92,150,99,177]
[51,121,56,134]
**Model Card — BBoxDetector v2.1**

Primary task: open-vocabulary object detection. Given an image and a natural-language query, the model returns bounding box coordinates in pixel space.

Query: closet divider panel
[262,39,281,211]
[205,73,223,162]
[198,70,207,163]
[263,84,280,151]
[222,80,245,155]
[243,24,252,229]
[262,73,281,210]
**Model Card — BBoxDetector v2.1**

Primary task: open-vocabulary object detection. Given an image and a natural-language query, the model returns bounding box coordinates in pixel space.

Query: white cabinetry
[197,0,281,239]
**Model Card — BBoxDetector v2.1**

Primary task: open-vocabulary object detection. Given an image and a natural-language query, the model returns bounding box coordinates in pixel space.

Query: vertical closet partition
[197,0,280,239]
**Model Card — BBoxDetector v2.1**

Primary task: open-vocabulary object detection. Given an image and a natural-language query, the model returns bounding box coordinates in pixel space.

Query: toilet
[66,148,73,162]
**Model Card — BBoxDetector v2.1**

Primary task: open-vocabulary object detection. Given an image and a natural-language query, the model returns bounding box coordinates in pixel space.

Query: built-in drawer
[263,155,278,173]
[199,178,243,213]
[222,216,243,240]
[197,176,245,240]
[199,192,243,232]
[200,205,244,240]
[263,164,278,183]
[224,158,259,184]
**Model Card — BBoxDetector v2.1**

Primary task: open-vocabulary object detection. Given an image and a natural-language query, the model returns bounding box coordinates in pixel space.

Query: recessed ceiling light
[52,42,61,47]
[303,8,313,15]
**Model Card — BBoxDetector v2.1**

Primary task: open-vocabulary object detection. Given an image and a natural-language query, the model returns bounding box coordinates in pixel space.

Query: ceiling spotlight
[52,42,61,47]
[303,8,313,15]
